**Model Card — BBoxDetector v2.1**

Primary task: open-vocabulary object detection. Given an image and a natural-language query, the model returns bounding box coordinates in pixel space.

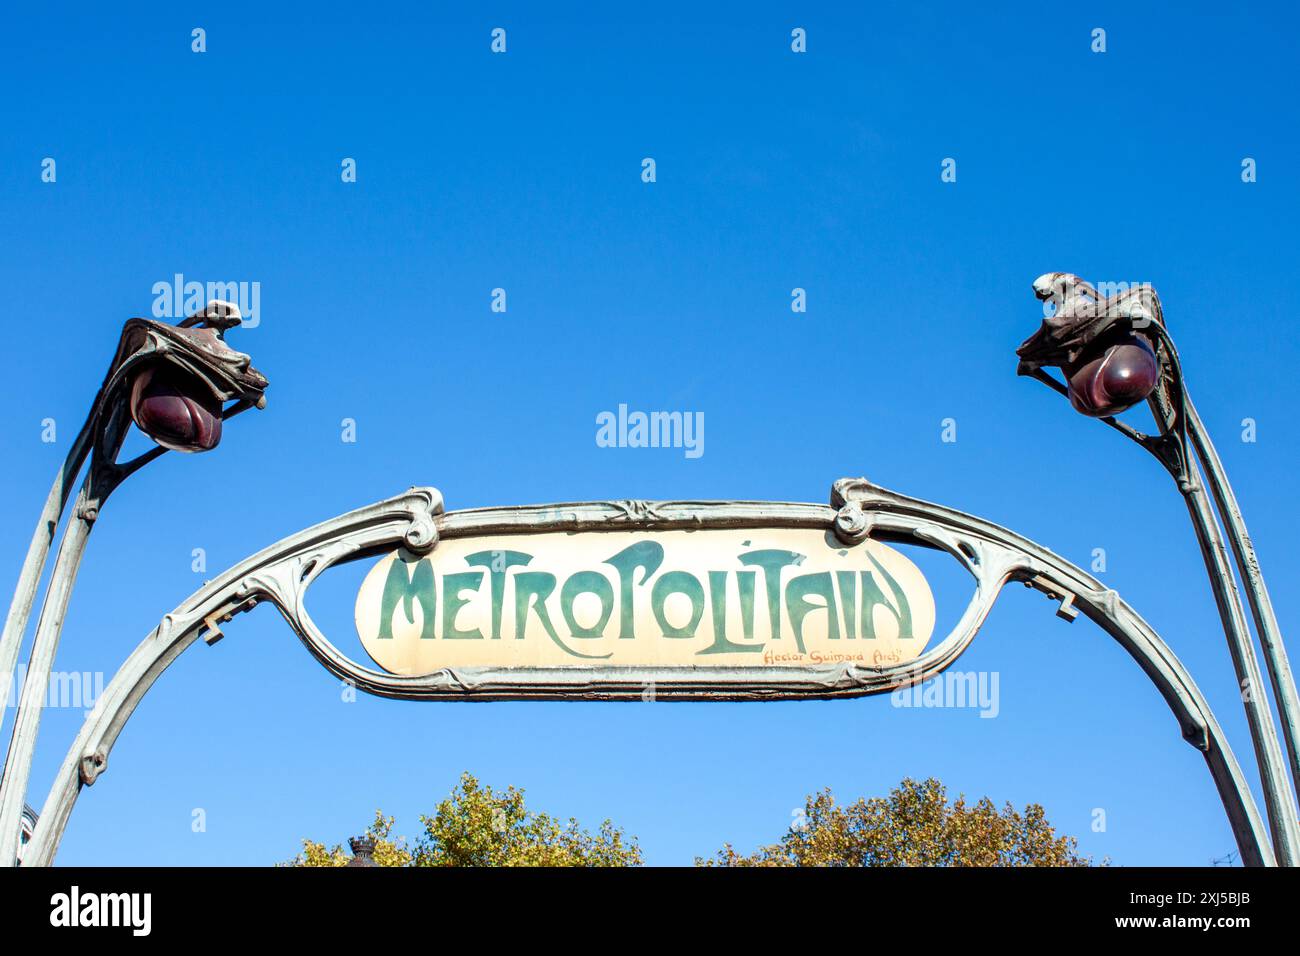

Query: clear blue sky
[2,2,1298,866]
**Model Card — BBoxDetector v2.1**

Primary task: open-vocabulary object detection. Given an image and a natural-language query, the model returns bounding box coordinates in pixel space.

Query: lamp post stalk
[1184,401,1300,791]
[0,409,130,866]
[0,419,93,718]
[0,304,267,865]
[1167,443,1299,864]
[1017,273,1300,864]
[1145,330,1300,825]
[1030,361,1300,862]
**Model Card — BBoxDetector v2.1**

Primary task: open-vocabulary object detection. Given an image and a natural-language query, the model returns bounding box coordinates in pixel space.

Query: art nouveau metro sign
[12,282,1285,869]
[22,477,1277,867]
[355,527,935,675]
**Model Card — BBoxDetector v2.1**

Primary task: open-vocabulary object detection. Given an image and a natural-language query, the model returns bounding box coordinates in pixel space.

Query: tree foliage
[700,777,1092,867]
[291,774,1088,868]
[289,772,641,867]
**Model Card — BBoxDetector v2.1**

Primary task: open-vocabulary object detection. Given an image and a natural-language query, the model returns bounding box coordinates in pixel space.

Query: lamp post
[1016,273,1300,865]
[0,302,268,866]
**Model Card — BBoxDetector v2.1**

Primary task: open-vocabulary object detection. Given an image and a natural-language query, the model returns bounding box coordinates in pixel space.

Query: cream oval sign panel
[355,529,935,675]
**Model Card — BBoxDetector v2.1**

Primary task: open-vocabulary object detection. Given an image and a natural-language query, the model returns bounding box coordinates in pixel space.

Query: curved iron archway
[19,478,1273,866]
